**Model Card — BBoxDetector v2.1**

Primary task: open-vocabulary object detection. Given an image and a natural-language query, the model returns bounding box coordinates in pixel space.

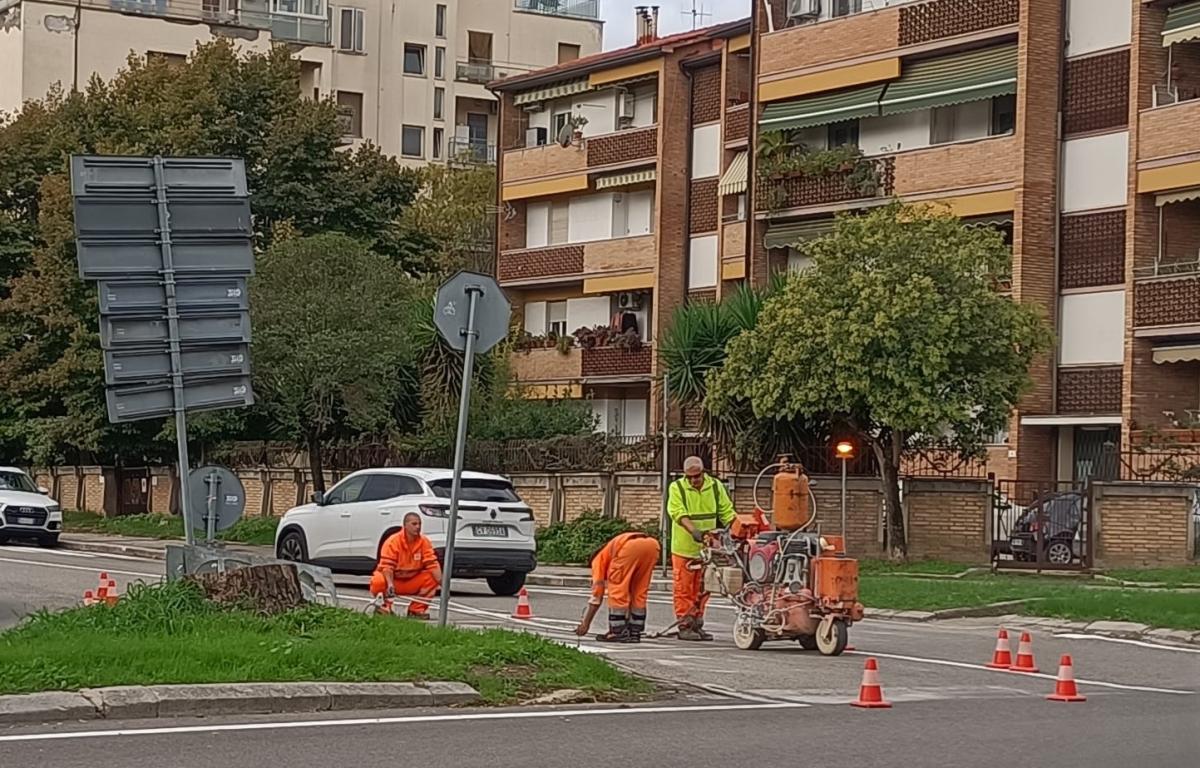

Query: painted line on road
[1051,632,1200,655]
[0,702,810,744]
[853,650,1196,695]
[0,556,159,580]
[0,545,163,564]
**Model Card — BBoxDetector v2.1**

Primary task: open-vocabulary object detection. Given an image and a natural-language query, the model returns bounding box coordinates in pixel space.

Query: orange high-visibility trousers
[605,536,660,612]
[672,554,709,621]
[369,570,440,615]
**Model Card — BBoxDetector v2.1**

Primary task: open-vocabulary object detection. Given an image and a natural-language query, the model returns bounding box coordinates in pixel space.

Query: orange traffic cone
[96,577,109,604]
[1047,655,1086,702]
[104,579,119,606]
[986,628,1014,669]
[1011,631,1039,673]
[850,658,892,709]
[512,587,533,620]
[82,589,96,607]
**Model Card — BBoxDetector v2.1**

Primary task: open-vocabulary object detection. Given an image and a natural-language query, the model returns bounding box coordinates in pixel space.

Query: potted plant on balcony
[568,114,589,143]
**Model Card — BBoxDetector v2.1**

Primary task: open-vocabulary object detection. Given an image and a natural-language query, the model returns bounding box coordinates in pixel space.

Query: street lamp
[834,440,856,546]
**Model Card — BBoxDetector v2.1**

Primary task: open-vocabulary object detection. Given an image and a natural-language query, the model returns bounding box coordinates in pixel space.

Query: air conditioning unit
[526,127,548,147]
[617,91,636,122]
[616,292,643,311]
[787,0,820,21]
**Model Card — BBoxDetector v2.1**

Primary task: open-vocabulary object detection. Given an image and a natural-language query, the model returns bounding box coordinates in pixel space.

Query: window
[552,111,571,141]
[468,31,493,63]
[737,193,747,222]
[272,0,324,15]
[427,478,520,502]
[336,90,363,138]
[339,8,365,52]
[827,120,859,148]
[435,46,446,79]
[0,469,37,493]
[433,127,444,159]
[558,43,581,64]
[435,3,446,38]
[402,125,425,157]
[830,0,862,17]
[547,301,568,337]
[147,51,187,66]
[404,44,426,76]
[991,93,1017,136]
[360,474,423,502]
[549,201,569,244]
[325,476,367,505]
[434,87,445,120]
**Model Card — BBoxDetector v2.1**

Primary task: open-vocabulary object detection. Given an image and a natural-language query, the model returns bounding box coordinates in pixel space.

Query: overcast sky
[600,0,748,49]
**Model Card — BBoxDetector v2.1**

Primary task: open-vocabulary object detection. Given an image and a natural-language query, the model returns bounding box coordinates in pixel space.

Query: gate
[991,478,1093,571]
[117,467,150,516]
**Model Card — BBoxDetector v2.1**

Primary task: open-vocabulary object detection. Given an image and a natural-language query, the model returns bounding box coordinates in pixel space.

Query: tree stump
[188,564,305,615]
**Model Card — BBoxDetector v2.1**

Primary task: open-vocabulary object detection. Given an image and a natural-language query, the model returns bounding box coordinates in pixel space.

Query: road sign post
[432,272,510,628]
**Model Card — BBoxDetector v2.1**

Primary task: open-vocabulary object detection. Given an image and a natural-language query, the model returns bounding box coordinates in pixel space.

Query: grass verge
[1100,566,1200,588]
[860,574,1200,630]
[0,581,649,703]
[65,510,279,547]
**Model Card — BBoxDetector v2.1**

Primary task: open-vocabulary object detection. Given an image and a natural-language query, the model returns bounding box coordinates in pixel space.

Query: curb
[59,538,166,561]
[0,681,480,725]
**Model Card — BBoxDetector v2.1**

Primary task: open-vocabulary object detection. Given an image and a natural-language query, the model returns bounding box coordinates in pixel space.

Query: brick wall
[1137,99,1200,161]
[1063,48,1130,135]
[1057,366,1123,414]
[759,7,901,76]
[1133,275,1200,327]
[587,127,658,167]
[689,178,719,233]
[905,479,993,563]
[498,245,585,282]
[1060,211,1125,289]
[892,136,1017,196]
[725,105,749,143]
[899,0,1019,47]
[499,201,526,253]
[724,53,751,106]
[581,346,653,377]
[503,143,588,183]
[691,65,722,124]
[1094,482,1197,566]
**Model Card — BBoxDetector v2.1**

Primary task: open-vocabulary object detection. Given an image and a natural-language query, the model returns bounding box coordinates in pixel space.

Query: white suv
[0,466,64,547]
[274,468,537,596]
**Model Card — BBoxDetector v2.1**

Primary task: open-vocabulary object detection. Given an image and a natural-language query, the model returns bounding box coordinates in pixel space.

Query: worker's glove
[690,529,706,544]
[385,586,397,599]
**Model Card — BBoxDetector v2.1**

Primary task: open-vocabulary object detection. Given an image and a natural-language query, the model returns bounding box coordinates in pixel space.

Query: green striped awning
[594,167,657,190]
[513,78,591,106]
[763,218,834,249]
[1164,0,1200,46]
[879,44,1018,116]
[718,151,748,196]
[759,84,886,131]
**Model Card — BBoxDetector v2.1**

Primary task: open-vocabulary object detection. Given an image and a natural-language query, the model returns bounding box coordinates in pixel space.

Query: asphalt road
[1,541,1198,766]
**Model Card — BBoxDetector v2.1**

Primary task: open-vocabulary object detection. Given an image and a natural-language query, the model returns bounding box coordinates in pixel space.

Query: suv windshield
[0,470,38,493]
[428,479,519,503]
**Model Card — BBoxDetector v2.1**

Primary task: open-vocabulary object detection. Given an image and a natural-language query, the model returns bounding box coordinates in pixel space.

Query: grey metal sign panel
[187,466,246,533]
[100,311,251,348]
[104,344,251,385]
[433,271,511,354]
[78,237,254,279]
[71,155,249,198]
[74,197,252,240]
[106,375,254,423]
[98,277,248,314]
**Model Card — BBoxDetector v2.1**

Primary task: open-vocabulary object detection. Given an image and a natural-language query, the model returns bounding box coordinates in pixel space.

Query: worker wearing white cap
[667,455,736,641]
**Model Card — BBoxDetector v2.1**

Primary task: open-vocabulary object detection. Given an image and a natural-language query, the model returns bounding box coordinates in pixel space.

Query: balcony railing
[104,0,331,45]
[513,0,599,21]
[449,138,497,166]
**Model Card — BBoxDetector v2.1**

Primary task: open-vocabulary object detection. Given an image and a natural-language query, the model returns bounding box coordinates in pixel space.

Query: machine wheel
[815,619,849,656]
[733,614,766,651]
[795,634,818,651]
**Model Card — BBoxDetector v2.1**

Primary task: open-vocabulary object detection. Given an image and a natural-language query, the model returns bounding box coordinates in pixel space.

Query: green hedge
[536,512,663,565]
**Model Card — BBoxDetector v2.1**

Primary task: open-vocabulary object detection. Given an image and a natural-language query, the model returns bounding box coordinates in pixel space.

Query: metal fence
[513,0,599,20]
[991,479,1091,571]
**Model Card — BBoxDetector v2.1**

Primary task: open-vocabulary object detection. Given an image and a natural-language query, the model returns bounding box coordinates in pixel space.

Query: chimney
[635,5,660,45]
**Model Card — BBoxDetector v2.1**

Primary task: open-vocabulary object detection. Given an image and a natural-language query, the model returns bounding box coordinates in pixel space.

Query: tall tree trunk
[307,432,326,494]
[871,432,907,560]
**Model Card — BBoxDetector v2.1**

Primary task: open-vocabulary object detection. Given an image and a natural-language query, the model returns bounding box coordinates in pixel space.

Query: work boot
[694,618,714,641]
[595,626,637,643]
[406,611,432,622]
[676,618,705,642]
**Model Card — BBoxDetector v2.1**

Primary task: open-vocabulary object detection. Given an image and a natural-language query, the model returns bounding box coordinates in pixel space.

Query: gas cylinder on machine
[772,462,812,531]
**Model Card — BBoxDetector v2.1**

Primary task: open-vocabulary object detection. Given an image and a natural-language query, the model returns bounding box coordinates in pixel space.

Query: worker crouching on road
[368,512,443,620]
[668,456,736,641]
[575,531,661,642]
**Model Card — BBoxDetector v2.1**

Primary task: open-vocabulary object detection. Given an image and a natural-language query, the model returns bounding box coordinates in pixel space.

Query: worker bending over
[668,456,736,641]
[369,512,442,620]
[575,531,661,642]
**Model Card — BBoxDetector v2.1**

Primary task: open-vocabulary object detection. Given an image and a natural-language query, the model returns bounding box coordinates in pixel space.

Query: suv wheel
[37,534,59,548]
[277,529,309,563]
[486,571,526,597]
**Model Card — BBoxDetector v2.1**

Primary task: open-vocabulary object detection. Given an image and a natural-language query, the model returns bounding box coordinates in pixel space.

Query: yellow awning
[513,78,591,106]
[718,152,748,196]
[1156,187,1200,207]
[594,167,656,190]
[1153,344,1200,364]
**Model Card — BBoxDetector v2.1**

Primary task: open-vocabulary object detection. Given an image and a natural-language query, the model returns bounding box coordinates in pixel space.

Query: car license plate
[1011,538,1023,548]
[17,517,34,526]
[472,525,508,538]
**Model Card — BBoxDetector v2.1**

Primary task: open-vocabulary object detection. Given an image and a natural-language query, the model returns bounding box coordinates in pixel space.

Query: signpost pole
[659,372,670,577]
[205,470,220,544]
[437,286,482,628]
[151,155,194,546]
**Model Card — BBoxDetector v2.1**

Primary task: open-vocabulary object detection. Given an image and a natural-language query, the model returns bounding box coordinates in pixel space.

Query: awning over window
[1155,186,1200,207]
[758,84,886,131]
[513,78,590,106]
[879,44,1018,116]
[1163,0,1200,47]
[764,218,834,249]
[1153,344,1200,364]
[718,151,748,196]
[594,167,657,190]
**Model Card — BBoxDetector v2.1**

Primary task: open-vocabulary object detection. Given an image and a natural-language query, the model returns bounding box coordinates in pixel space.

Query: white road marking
[0,702,810,744]
[0,546,94,559]
[854,650,1197,695]
[0,556,159,580]
[1052,632,1200,655]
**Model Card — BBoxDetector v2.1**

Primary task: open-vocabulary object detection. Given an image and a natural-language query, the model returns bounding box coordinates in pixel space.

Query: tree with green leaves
[707,203,1051,556]
[250,233,420,492]
[397,163,498,275]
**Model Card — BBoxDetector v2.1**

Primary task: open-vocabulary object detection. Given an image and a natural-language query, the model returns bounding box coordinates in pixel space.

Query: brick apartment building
[492,0,1200,485]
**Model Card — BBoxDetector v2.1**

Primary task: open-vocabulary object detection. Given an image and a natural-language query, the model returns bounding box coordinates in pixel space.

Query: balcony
[581,345,652,379]
[1139,99,1200,164]
[756,157,895,212]
[449,138,497,166]
[891,135,1018,197]
[503,143,589,184]
[456,59,536,86]
[1134,272,1200,330]
[105,0,332,46]
[510,346,582,384]
[582,235,656,274]
[499,236,654,285]
[498,244,585,284]
[587,127,658,169]
[513,0,599,21]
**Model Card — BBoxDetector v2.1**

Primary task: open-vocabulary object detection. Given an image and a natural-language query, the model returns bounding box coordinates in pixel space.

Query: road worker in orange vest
[369,512,442,620]
[574,530,662,642]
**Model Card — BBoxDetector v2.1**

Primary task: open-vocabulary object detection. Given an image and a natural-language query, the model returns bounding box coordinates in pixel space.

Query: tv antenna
[683,0,712,30]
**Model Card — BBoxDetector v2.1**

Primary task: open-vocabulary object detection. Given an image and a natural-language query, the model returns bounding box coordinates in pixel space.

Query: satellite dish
[557,122,573,147]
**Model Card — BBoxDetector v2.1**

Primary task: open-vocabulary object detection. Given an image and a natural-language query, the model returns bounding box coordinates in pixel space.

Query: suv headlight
[47,504,62,517]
